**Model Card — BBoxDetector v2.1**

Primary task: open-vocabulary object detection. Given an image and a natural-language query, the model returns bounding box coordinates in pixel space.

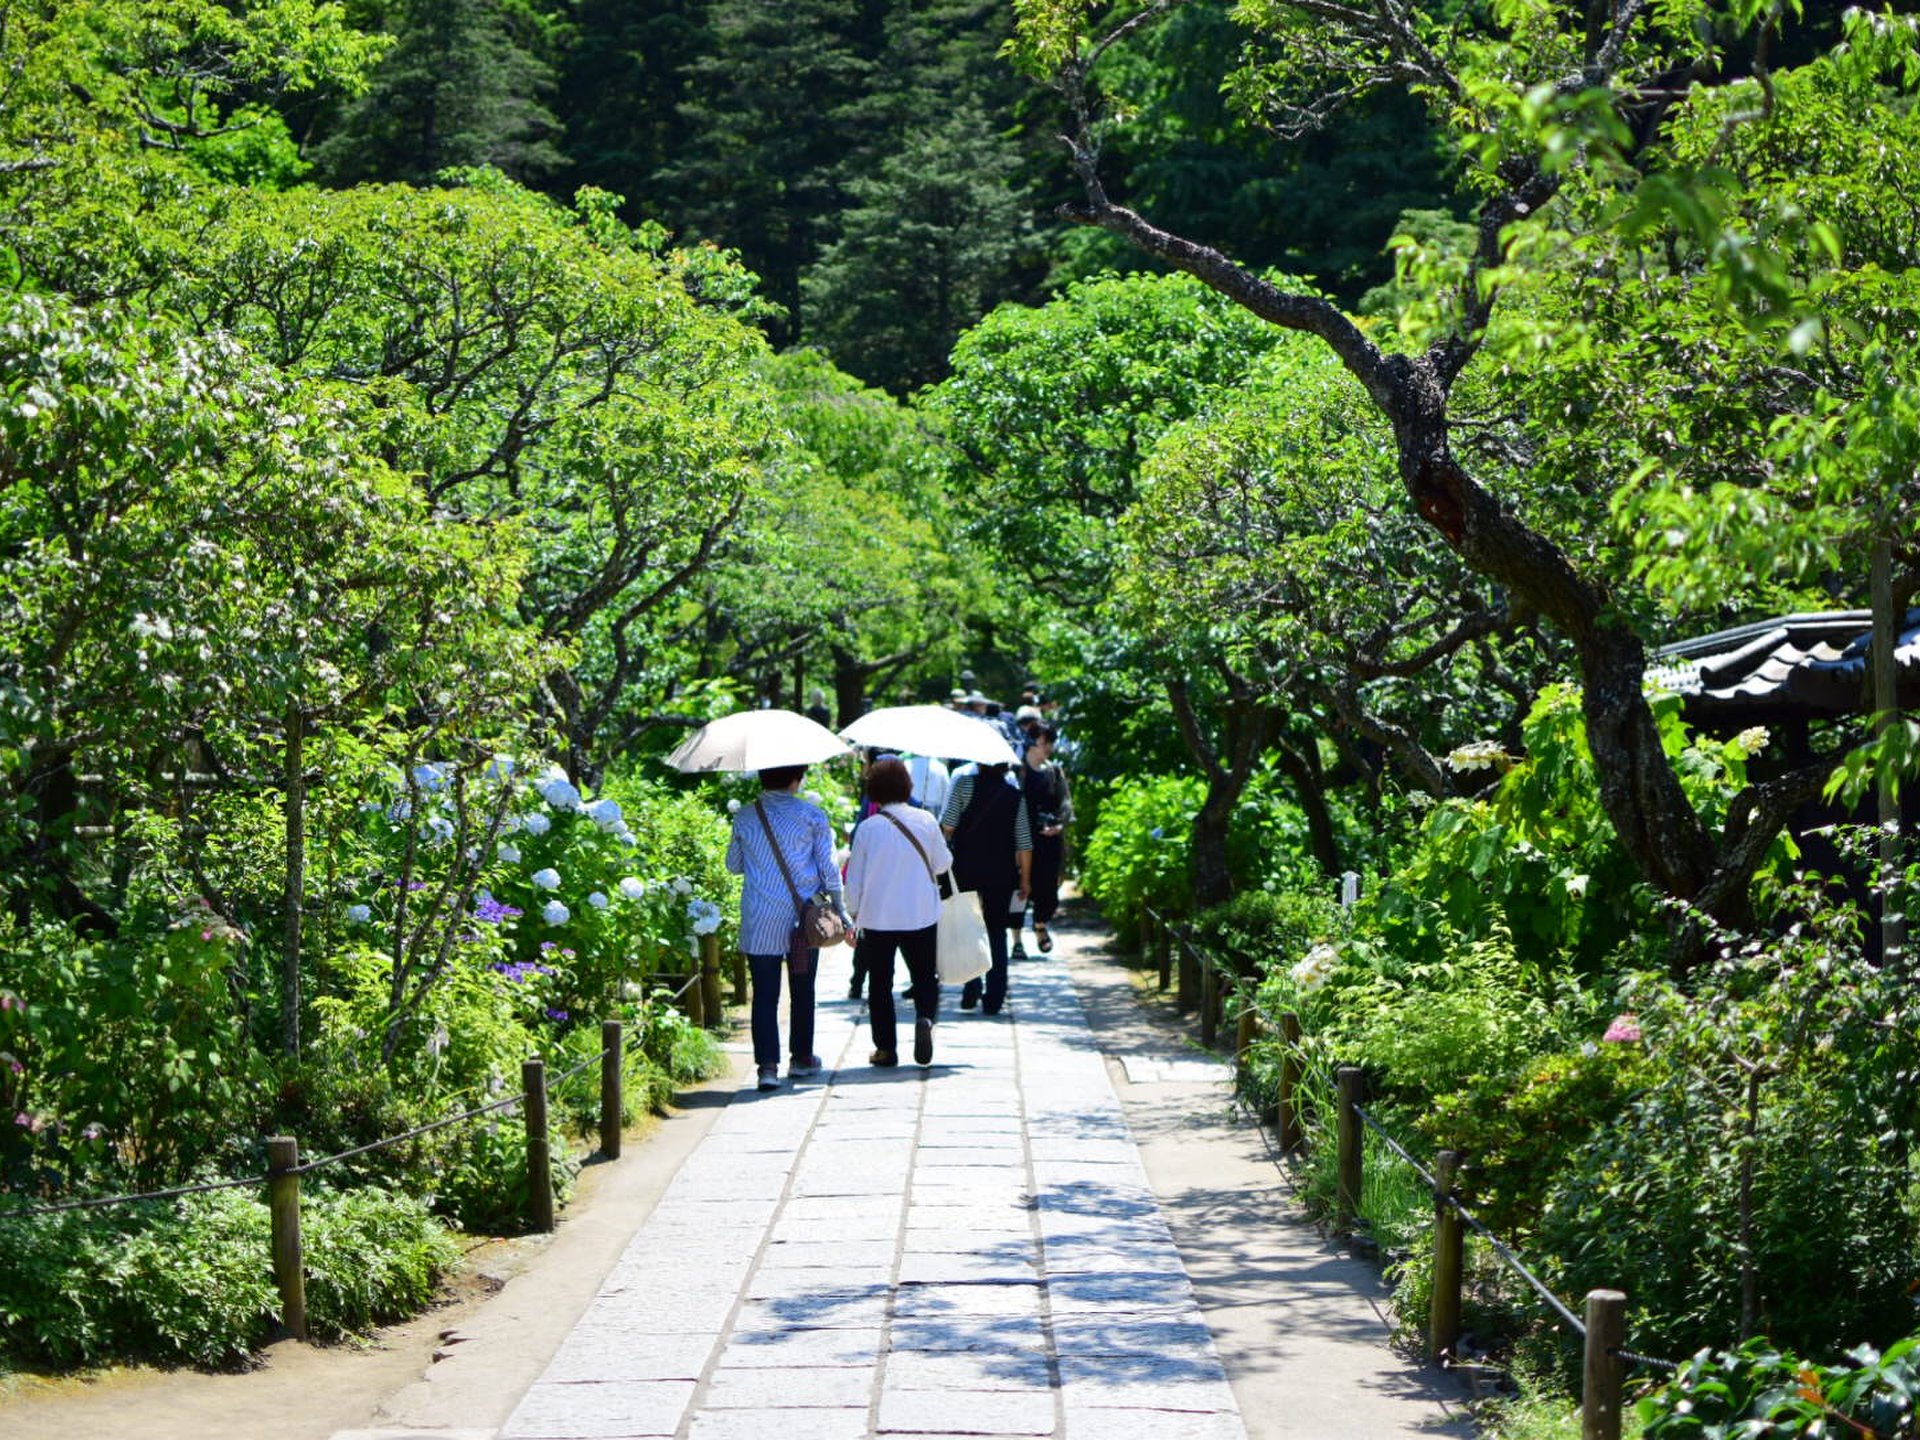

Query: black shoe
[1036,926,1053,953]
[959,992,979,1011]
[870,1049,899,1067]
[914,1017,934,1065]
[756,1065,780,1092]
[1010,942,1027,959]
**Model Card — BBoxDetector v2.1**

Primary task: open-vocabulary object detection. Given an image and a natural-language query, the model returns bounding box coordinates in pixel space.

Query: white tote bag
[936,878,992,985]
[875,811,991,987]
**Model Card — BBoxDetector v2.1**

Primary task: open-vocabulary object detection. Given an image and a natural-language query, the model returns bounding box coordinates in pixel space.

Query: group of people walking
[724,697,1073,1092]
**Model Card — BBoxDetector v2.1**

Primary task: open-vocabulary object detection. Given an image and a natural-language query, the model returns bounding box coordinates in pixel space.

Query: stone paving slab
[491,942,1252,1440]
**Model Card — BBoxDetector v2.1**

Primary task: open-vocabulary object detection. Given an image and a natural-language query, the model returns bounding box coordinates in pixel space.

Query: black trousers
[857,925,938,1054]
[1028,835,1064,926]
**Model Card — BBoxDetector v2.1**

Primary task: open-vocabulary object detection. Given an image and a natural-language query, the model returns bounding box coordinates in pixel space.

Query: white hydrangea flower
[1289,942,1339,993]
[587,891,609,910]
[521,812,551,836]
[726,798,742,815]
[687,898,723,935]
[1445,739,1512,772]
[411,762,448,793]
[618,877,647,900]
[1565,873,1590,899]
[531,867,562,891]
[542,899,570,925]
[498,842,521,864]
[672,877,692,896]
[1734,726,1771,757]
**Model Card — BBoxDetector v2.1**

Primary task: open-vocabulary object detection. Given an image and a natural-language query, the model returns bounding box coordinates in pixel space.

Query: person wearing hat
[948,687,969,711]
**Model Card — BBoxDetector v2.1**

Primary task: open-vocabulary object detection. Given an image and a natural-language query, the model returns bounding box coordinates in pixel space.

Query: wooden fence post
[731,947,748,1005]
[265,1135,307,1341]
[523,1058,554,1233]
[1428,1150,1464,1363]
[1176,932,1198,1014]
[1582,1290,1626,1440]
[1276,1011,1302,1149]
[1199,957,1220,1047]
[1335,1066,1364,1234]
[600,1020,623,1160]
[1140,907,1155,958]
[699,932,724,1027]
[1155,917,1172,992]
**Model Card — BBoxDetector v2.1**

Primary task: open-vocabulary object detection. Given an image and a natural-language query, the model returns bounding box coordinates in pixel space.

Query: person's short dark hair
[1035,724,1058,744]
[866,757,912,806]
[976,762,1009,781]
[758,764,808,791]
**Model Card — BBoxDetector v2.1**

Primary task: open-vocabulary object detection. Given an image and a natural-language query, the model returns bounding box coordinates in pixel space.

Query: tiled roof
[1647,609,1920,723]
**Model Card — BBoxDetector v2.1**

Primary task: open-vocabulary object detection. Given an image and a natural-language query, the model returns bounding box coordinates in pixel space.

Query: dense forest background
[292,0,1457,394]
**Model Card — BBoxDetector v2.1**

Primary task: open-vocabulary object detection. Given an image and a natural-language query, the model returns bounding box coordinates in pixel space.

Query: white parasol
[664,709,854,773]
[839,704,1019,766]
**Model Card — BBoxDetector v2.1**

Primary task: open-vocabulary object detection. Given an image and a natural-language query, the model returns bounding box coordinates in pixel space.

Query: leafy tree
[1115,339,1555,899]
[1007,0,1920,940]
[313,0,563,185]
[1052,0,1459,300]
[805,105,1033,395]
[663,0,878,346]
[15,171,776,781]
[926,270,1283,604]
[552,0,704,213]
[658,350,981,733]
[0,0,381,234]
[0,294,545,1051]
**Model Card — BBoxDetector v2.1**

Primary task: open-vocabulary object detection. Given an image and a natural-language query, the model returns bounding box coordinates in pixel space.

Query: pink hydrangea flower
[1602,1013,1642,1044]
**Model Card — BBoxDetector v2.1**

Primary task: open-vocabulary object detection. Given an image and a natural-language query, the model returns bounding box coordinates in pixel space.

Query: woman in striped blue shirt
[726,765,847,1091]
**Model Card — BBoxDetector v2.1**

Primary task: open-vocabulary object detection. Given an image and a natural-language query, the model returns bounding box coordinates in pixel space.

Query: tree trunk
[833,653,865,730]
[1274,736,1342,878]
[281,704,306,1056]
[1190,782,1239,910]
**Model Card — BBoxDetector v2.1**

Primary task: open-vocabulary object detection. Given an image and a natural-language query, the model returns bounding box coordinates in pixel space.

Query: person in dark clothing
[939,763,1032,1014]
[1015,725,1073,954]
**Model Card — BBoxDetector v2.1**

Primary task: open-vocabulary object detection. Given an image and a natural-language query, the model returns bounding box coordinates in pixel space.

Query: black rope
[9,1041,619,1205]
[294,1045,613,1174]
[548,1046,609,1086]
[290,1091,526,1175]
[1614,1347,1681,1374]
[1,1171,266,1218]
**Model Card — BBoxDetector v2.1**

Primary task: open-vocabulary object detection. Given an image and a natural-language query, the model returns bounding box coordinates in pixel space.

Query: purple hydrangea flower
[473,891,523,924]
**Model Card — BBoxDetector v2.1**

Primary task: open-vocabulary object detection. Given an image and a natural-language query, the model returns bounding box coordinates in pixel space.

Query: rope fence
[3,930,740,1343]
[1138,902,1682,1436]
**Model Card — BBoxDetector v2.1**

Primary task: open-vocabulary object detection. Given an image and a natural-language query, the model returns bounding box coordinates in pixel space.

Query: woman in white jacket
[844,757,952,1068]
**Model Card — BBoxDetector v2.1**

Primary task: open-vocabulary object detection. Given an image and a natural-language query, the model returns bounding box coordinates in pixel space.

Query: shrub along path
[341,904,1465,1439]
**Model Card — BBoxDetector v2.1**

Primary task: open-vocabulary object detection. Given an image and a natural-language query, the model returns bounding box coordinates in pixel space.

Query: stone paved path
[496,944,1248,1440]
